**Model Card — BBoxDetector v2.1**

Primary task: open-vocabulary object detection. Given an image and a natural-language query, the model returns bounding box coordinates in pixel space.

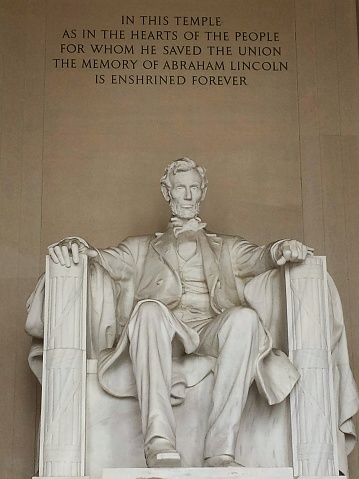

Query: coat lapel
[150,228,179,274]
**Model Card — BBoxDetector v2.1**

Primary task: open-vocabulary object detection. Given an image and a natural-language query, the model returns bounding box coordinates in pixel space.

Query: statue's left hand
[275,240,314,266]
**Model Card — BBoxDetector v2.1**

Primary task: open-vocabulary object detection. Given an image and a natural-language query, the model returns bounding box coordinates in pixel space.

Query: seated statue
[42,157,316,469]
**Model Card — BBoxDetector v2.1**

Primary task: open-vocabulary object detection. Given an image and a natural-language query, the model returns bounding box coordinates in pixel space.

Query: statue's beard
[170,199,201,220]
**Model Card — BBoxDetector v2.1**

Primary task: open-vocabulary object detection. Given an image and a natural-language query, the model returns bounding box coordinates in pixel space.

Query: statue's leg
[127,300,181,467]
[198,307,260,465]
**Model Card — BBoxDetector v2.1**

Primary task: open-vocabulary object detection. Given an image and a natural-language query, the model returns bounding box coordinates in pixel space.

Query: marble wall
[0,0,358,477]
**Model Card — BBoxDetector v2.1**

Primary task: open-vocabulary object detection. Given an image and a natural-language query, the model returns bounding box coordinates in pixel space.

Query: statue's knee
[227,307,259,333]
[137,301,163,315]
[134,301,167,328]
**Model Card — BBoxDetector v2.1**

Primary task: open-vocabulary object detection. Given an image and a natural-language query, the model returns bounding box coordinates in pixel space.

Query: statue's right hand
[48,237,98,267]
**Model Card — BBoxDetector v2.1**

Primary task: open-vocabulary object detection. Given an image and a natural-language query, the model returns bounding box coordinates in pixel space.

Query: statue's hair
[160,157,208,191]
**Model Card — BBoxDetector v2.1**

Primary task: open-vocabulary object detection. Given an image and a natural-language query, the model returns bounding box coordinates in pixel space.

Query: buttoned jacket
[95,228,299,403]
[94,227,277,327]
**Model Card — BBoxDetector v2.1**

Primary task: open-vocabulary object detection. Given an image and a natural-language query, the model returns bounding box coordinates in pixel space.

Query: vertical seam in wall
[12,0,28,474]
[40,0,48,273]
[313,0,326,255]
[0,5,3,166]
[294,0,305,243]
[333,0,349,283]
[334,0,354,367]
[334,3,358,472]
[35,0,48,473]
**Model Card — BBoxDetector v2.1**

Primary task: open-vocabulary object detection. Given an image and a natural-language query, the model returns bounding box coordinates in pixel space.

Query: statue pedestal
[102,468,294,479]
[32,472,345,479]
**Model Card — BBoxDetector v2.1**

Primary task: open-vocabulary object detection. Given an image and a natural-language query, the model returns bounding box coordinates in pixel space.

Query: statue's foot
[145,439,181,467]
[204,455,244,467]
[146,450,181,468]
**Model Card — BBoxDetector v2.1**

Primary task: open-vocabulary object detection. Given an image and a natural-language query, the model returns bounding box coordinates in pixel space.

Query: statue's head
[160,158,208,219]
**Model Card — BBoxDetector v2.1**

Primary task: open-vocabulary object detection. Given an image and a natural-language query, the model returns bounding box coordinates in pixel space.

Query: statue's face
[168,169,204,219]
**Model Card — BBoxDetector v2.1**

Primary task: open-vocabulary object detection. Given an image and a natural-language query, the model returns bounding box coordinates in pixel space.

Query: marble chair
[26,255,358,479]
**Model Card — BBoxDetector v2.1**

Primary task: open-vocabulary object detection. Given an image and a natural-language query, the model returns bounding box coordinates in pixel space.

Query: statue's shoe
[145,439,181,468]
[204,455,244,467]
[146,450,181,468]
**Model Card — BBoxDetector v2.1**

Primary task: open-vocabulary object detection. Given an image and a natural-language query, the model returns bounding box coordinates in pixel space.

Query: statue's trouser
[128,301,260,461]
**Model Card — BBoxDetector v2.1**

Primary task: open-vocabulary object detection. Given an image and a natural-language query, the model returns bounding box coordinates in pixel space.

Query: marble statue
[45,158,312,468]
[26,158,359,478]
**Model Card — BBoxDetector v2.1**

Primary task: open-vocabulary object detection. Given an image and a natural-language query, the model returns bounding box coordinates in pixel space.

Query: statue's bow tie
[171,217,207,238]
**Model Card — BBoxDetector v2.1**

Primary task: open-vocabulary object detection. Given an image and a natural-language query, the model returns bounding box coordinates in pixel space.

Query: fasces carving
[39,256,87,477]
[286,258,339,476]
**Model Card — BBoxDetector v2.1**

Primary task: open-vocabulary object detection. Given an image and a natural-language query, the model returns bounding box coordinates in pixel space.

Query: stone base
[32,473,346,479]
[102,468,294,479]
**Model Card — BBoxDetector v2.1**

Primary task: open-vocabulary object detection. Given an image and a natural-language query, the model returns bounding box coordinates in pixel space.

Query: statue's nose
[184,188,192,200]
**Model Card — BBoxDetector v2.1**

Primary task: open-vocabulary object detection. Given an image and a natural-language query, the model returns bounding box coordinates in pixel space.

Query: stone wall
[0,1,358,477]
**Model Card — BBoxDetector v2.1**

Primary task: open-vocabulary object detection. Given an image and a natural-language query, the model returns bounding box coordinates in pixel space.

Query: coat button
[156,279,163,285]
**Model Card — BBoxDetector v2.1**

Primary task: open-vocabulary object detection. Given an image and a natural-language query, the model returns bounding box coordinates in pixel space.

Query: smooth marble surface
[102,467,294,479]
[32,474,346,479]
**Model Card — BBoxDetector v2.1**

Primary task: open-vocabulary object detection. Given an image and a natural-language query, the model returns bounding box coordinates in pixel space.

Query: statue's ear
[161,184,171,202]
[200,186,207,202]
